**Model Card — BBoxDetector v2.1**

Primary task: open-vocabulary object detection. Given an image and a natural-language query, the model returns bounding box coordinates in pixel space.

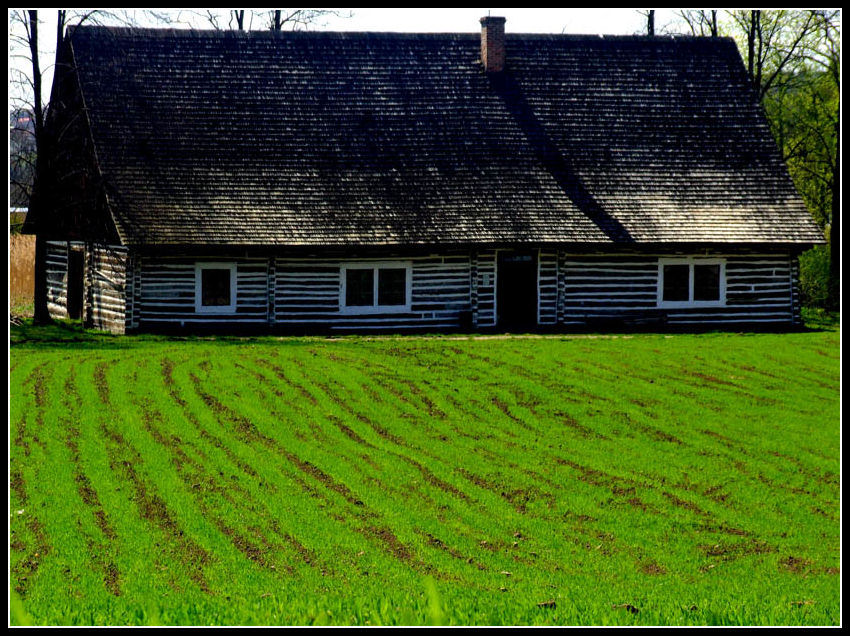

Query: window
[657,258,725,308]
[377,268,407,306]
[693,263,721,301]
[345,268,374,306]
[195,263,237,313]
[340,262,411,314]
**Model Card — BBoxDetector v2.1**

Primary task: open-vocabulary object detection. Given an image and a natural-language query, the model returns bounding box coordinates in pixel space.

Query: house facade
[29,19,823,333]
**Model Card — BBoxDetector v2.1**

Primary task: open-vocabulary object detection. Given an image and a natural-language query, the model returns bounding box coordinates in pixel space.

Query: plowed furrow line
[11,364,54,598]
[454,466,554,516]
[93,366,212,593]
[297,354,489,449]
[161,359,265,482]
[93,360,116,405]
[450,346,569,396]
[254,358,319,405]
[189,372,376,518]
[11,515,51,598]
[236,360,397,484]
[326,414,376,448]
[488,395,536,432]
[295,352,438,423]
[63,371,119,542]
[703,429,837,495]
[18,363,52,456]
[307,377,418,449]
[135,394,313,571]
[393,452,471,503]
[136,396,250,504]
[345,351,546,436]
[290,357,523,491]
[414,529,487,571]
[62,418,122,594]
[103,435,212,593]
[233,362,334,445]
[698,430,830,501]
[289,358,446,461]
[12,409,30,457]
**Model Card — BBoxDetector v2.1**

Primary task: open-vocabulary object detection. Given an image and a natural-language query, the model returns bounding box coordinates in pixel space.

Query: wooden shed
[25,18,824,333]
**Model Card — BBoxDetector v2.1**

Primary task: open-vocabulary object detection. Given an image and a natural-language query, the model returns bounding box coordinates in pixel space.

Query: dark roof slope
[66,26,824,246]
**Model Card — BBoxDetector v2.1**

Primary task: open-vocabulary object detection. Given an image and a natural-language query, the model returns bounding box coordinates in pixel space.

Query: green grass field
[9,321,841,625]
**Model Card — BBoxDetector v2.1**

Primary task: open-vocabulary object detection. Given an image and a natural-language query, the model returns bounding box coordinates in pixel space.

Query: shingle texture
[67,26,824,246]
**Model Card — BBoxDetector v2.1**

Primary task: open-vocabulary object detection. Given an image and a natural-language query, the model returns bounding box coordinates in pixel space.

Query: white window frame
[339,261,412,315]
[195,262,238,314]
[657,257,726,308]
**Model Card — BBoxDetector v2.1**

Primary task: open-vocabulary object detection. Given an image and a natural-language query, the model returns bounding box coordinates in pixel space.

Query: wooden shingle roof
[66,26,824,247]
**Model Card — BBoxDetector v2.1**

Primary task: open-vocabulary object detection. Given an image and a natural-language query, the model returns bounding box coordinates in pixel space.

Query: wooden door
[497,251,537,330]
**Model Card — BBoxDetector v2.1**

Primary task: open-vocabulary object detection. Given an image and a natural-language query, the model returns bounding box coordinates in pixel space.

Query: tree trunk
[747,11,757,85]
[28,11,44,139]
[754,11,763,95]
[647,10,655,36]
[32,235,50,324]
[28,10,51,325]
[57,10,65,47]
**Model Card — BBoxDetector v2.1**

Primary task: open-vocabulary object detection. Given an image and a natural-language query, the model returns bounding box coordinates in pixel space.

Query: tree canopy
[667,9,840,309]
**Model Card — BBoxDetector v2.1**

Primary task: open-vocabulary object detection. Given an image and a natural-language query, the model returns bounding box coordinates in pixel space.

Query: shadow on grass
[800,308,841,331]
[10,312,839,351]
[9,319,319,350]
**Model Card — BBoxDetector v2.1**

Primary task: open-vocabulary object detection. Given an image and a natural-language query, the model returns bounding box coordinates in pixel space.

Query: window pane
[378,268,407,306]
[694,264,720,301]
[345,269,374,306]
[663,264,690,302]
[202,268,231,306]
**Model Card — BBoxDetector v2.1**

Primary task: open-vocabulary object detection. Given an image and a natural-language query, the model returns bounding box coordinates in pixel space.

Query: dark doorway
[497,250,538,331]
[67,249,85,320]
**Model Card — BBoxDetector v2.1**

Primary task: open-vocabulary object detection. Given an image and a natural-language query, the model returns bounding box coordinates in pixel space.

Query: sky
[306,8,659,35]
[9,8,676,111]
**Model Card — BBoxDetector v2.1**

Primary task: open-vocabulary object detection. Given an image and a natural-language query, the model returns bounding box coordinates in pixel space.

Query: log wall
[538,250,559,325]
[45,241,70,320]
[43,241,131,333]
[87,244,131,333]
[76,247,801,333]
[558,251,798,326]
[137,257,269,327]
[473,250,496,328]
[274,254,471,331]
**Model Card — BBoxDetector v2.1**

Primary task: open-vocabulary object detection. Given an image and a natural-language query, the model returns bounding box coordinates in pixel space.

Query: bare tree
[12,10,101,323]
[264,9,350,31]
[12,10,57,324]
[11,9,173,323]
[726,9,840,308]
[729,9,819,99]
[637,9,668,36]
[678,9,718,37]
[807,10,841,307]
[198,9,352,32]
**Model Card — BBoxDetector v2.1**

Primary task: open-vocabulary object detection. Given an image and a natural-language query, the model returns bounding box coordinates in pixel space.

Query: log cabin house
[25,18,824,334]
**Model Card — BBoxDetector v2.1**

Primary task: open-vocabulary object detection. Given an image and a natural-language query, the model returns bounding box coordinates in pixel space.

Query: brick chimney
[480,16,506,72]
